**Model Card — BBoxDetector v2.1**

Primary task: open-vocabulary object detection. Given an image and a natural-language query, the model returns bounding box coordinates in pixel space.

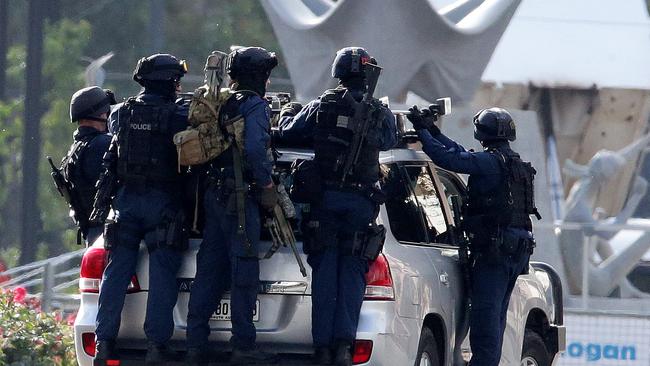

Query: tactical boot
[145,342,177,365]
[94,340,120,366]
[230,346,279,365]
[334,342,352,366]
[312,346,333,365]
[186,347,209,366]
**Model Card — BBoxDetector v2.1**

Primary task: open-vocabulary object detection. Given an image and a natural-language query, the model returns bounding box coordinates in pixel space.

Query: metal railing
[535,220,650,312]
[0,249,85,312]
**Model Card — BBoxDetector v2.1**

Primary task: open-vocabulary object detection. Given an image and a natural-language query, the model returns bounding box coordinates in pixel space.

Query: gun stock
[340,63,382,183]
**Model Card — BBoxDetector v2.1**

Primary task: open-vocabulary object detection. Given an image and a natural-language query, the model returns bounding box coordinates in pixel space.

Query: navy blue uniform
[279,93,397,348]
[417,128,531,366]
[186,94,273,351]
[68,126,111,244]
[95,92,189,346]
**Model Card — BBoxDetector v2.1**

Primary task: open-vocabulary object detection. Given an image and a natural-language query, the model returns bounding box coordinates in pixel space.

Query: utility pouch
[367,186,387,205]
[361,224,386,261]
[103,221,119,250]
[290,159,322,204]
[302,220,325,254]
[166,210,190,251]
[497,232,521,256]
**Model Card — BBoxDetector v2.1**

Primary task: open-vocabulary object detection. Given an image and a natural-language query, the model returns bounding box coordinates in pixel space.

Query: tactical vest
[466,147,540,231]
[173,86,234,166]
[116,98,182,187]
[314,87,381,185]
[60,130,104,225]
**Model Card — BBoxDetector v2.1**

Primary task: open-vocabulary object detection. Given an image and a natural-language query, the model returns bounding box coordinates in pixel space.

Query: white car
[74,148,565,365]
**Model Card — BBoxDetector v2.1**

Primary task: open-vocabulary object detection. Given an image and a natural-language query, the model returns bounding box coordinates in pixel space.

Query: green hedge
[0,288,76,366]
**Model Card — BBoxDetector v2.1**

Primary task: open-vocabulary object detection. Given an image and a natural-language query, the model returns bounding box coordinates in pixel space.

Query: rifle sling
[231,142,253,256]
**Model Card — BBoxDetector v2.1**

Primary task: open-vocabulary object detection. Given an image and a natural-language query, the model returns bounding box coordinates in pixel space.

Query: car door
[381,161,466,364]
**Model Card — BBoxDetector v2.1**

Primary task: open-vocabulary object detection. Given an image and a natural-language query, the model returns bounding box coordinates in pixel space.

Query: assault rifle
[264,181,307,277]
[89,143,118,225]
[450,195,471,293]
[340,62,382,183]
[47,156,88,245]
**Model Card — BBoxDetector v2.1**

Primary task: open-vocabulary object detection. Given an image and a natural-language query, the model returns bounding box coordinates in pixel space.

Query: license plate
[210,299,260,322]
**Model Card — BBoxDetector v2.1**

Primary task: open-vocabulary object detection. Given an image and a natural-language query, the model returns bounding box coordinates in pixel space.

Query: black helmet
[331,47,373,80]
[473,107,516,142]
[226,47,277,95]
[133,53,187,85]
[69,86,117,123]
[226,47,278,81]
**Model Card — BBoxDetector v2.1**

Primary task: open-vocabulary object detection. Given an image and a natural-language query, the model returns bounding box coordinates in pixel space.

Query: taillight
[364,254,394,300]
[82,332,96,356]
[352,340,373,364]
[79,247,107,293]
[79,247,141,293]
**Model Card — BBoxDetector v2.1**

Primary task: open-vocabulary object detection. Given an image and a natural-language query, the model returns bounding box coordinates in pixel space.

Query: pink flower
[12,287,26,303]
[66,312,77,325]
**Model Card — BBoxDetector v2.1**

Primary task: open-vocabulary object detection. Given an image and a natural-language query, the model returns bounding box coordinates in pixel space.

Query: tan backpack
[174,86,234,166]
[174,50,241,166]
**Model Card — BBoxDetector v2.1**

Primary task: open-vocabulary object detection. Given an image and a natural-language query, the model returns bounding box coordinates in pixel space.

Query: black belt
[323,180,371,192]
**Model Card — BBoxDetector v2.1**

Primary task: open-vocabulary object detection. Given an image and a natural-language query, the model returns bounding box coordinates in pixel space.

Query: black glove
[257,184,278,211]
[407,105,433,131]
[407,105,442,135]
[426,104,442,135]
[280,102,303,118]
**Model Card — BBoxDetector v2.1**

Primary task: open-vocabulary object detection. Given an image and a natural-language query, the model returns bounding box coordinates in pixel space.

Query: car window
[382,163,450,244]
[407,165,450,243]
[436,169,467,226]
[383,164,429,243]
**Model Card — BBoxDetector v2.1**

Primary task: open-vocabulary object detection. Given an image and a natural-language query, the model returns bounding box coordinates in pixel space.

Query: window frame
[384,161,457,247]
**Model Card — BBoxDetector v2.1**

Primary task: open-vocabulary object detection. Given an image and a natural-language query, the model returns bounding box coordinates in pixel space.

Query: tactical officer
[278,47,398,365]
[91,54,190,366]
[61,86,115,245]
[185,46,279,365]
[407,107,540,366]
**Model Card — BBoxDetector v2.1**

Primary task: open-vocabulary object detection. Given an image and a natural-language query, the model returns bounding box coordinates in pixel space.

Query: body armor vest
[314,87,381,186]
[466,146,539,231]
[61,130,104,223]
[116,98,182,187]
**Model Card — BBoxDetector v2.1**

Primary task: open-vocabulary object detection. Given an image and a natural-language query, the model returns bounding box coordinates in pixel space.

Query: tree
[19,0,45,265]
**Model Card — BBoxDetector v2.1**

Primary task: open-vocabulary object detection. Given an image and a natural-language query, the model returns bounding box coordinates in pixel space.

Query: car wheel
[521,330,551,366]
[415,327,441,366]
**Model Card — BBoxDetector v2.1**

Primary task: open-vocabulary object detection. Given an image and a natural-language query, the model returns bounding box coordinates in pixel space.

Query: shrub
[0,288,76,366]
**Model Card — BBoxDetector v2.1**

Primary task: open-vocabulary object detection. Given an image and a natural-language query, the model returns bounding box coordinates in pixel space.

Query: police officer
[407,107,540,366]
[185,47,279,365]
[92,54,190,366]
[278,47,397,365]
[62,86,115,245]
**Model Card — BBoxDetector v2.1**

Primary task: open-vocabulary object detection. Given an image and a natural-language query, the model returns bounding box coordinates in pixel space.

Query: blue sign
[564,342,637,362]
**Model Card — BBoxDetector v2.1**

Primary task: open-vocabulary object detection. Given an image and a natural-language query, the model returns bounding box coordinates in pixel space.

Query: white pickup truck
[74,147,565,365]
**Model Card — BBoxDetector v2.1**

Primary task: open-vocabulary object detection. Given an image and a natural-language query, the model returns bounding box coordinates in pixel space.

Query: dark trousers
[308,190,374,348]
[186,186,261,350]
[95,187,183,345]
[469,242,530,366]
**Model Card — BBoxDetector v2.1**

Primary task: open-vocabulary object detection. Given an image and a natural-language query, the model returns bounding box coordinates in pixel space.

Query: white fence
[0,249,84,312]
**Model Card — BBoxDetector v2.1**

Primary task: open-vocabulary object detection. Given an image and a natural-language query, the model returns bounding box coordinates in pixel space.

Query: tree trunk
[0,0,8,101]
[19,0,45,265]
[149,0,166,53]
